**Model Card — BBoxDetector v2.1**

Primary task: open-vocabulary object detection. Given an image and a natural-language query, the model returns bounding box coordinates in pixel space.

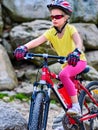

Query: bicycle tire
[29,92,45,130]
[28,95,35,129]
[79,81,98,130]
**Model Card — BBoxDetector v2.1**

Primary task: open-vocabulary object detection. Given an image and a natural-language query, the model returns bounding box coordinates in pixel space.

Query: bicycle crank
[62,114,80,130]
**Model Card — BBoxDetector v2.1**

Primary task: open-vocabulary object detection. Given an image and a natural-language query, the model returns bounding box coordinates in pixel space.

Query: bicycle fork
[32,82,52,130]
[42,86,52,130]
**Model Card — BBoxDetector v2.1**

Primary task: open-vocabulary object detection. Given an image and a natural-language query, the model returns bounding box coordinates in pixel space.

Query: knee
[59,70,69,80]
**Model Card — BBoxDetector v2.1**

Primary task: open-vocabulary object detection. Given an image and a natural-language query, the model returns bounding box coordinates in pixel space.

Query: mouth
[53,22,58,25]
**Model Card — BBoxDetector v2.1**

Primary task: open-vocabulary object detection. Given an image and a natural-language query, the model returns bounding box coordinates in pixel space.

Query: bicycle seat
[80,65,90,74]
[75,66,90,80]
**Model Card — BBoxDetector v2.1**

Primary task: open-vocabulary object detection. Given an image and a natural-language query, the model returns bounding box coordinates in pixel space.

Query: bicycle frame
[37,56,72,110]
[40,66,98,123]
[25,53,98,129]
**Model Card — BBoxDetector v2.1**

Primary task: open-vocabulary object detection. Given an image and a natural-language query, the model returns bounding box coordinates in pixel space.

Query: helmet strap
[54,21,68,35]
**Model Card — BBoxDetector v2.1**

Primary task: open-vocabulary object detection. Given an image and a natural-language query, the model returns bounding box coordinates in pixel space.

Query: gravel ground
[46,105,63,130]
[4,99,63,130]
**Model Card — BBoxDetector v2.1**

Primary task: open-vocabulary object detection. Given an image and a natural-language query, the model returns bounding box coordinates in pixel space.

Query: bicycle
[23,52,98,130]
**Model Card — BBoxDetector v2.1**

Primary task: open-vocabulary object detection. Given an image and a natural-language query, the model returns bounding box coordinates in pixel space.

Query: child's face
[50,9,68,29]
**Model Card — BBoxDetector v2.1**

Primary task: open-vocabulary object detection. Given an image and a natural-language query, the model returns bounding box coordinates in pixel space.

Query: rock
[0,44,18,90]
[2,0,98,24]
[14,82,33,95]
[10,20,52,48]
[74,23,98,50]
[0,4,3,36]
[72,0,98,24]
[0,101,27,130]
[2,0,51,22]
[86,51,98,71]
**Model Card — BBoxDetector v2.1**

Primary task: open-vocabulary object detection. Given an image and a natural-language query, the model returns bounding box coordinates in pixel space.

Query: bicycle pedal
[69,114,78,118]
[67,112,82,117]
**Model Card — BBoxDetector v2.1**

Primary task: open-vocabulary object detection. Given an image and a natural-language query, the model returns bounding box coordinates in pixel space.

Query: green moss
[50,99,57,104]
[9,96,15,102]
[15,93,30,101]
[0,93,8,99]
[0,93,30,102]
[0,93,57,103]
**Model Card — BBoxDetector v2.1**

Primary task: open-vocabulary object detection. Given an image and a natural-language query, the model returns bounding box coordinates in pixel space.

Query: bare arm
[72,32,83,50]
[25,34,47,50]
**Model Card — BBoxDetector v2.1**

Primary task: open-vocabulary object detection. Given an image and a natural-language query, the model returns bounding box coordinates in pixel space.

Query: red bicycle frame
[40,65,98,123]
[40,67,56,86]
[25,53,98,127]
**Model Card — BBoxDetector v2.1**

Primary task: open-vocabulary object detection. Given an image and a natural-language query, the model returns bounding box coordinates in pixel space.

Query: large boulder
[72,0,98,24]
[86,51,98,70]
[0,44,18,90]
[0,101,27,130]
[9,20,52,49]
[73,23,98,50]
[2,0,51,22]
[2,0,98,24]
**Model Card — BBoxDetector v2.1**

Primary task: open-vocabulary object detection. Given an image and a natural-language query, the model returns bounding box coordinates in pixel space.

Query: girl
[14,0,87,117]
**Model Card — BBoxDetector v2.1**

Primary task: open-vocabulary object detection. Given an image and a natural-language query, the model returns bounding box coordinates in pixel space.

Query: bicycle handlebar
[24,53,65,59]
[24,53,67,64]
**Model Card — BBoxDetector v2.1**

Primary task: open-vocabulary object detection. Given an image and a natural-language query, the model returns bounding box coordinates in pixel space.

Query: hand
[67,48,81,66]
[14,46,28,60]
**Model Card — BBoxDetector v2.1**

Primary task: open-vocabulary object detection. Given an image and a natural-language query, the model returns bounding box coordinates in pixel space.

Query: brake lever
[24,53,34,60]
[58,58,67,64]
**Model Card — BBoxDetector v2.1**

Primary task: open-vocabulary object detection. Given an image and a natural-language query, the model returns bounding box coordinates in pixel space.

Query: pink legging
[59,60,87,96]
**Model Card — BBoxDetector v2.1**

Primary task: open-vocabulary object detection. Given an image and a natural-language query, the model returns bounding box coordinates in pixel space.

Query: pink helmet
[47,0,72,16]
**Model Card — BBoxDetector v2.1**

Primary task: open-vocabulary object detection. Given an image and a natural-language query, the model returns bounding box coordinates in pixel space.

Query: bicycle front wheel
[29,92,47,130]
[79,81,98,130]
